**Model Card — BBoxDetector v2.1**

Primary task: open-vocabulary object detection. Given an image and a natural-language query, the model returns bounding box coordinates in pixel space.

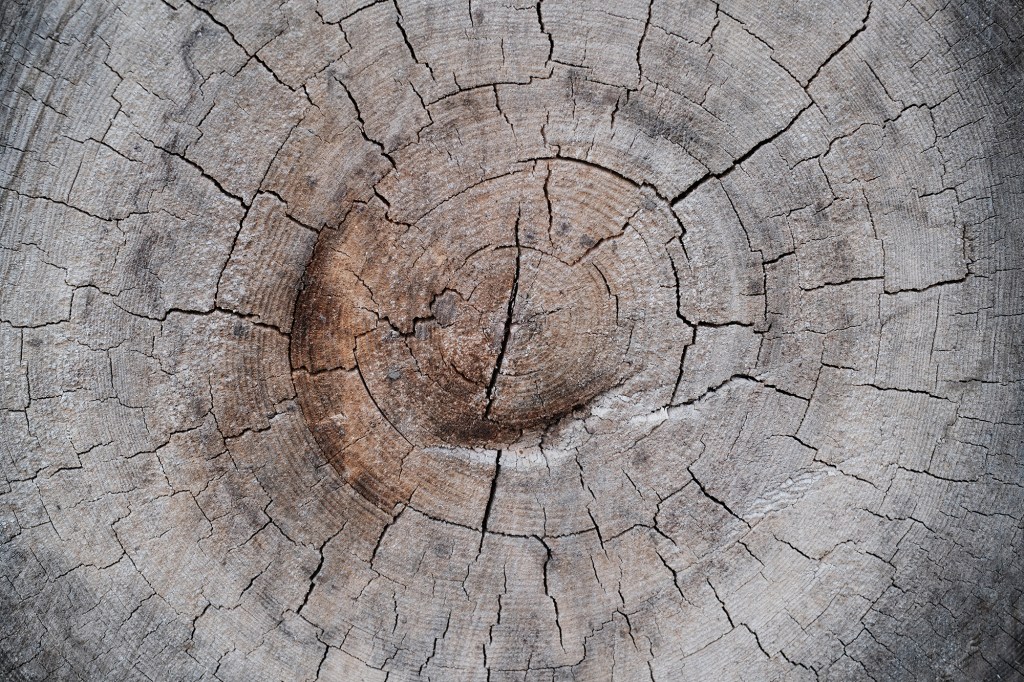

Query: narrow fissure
[484,208,522,419]
[478,449,502,555]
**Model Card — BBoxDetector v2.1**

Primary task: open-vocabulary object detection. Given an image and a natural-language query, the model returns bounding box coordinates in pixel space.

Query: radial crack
[484,209,522,419]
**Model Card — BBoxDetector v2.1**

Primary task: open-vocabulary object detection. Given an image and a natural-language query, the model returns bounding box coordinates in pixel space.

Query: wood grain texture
[1,0,1023,680]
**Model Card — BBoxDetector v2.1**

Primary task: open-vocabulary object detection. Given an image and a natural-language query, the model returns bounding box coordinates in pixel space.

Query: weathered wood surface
[1,0,1023,680]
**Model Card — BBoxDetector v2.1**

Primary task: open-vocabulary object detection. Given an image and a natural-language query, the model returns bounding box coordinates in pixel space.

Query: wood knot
[293,159,683,449]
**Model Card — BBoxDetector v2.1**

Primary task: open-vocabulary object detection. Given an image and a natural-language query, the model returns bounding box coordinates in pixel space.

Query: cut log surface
[2,0,1023,680]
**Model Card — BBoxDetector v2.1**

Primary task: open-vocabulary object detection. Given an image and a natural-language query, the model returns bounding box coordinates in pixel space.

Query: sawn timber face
[1,0,1023,681]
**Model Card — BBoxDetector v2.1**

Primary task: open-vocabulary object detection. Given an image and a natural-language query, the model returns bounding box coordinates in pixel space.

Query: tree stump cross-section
[1,0,1023,680]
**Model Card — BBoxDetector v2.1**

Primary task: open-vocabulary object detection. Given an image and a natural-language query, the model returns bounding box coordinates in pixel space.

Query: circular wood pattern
[1,1,1023,681]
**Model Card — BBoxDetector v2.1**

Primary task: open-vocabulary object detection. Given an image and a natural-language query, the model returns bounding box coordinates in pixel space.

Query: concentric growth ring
[292,152,691,523]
